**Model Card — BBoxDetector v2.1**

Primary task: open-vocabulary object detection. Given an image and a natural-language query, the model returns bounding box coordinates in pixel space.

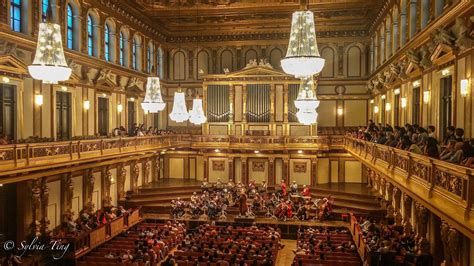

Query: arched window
[104,23,110,61]
[119,32,125,66]
[87,15,94,56]
[10,0,22,32]
[132,38,137,70]
[147,44,153,73]
[42,0,49,21]
[66,4,73,49]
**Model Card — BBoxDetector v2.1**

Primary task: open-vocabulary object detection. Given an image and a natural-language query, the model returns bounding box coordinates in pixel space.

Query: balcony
[0,135,189,178]
[344,137,474,239]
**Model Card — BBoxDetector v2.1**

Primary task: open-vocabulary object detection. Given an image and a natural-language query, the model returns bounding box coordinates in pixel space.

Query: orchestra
[170,179,334,222]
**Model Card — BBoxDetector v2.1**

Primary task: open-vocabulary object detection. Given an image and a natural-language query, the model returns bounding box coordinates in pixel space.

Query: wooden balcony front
[344,137,474,239]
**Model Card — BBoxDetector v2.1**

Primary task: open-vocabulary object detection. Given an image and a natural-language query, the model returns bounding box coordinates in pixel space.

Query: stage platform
[123,179,386,220]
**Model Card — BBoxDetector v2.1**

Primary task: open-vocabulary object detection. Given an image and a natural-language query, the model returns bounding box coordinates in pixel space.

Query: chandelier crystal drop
[188,98,207,125]
[281,10,325,77]
[294,76,320,125]
[141,77,166,113]
[28,9,71,84]
[169,91,189,123]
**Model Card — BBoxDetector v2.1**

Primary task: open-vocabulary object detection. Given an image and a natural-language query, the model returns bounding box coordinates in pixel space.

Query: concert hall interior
[0,0,473,265]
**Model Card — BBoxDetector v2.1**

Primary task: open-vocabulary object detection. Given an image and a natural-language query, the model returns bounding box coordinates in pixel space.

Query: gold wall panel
[290,159,311,185]
[47,180,61,230]
[169,158,184,178]
[209,125,228,135]
[317,158,330,184]
[317,100,337,127]
[344,160,362,183]
[330,160,339,183]
[209,157,228,182]
[344,100,367,126]
[289,125,310,136]
[248,158,267,184]
[234,85,243,122]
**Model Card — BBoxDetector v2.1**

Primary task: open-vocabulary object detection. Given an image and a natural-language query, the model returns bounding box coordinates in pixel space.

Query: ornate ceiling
[120,0,385,40]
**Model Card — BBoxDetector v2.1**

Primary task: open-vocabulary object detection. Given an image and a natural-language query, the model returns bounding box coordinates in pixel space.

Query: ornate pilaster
[40,178,50,236]
[143,159,151,184]
[268,158,275,187]
[102,166,113,207]
[85,169,95,211]
[270,84,275,124]
[118,164,127,200]
[393,187,402,212]
[203,156,209,182]
[403,194,412,220]
[283,158,289,184]
[241,157,248,184]
[440,221,461,266]
[228,156,234,182]
[414,201,430,238]
[311,158,317,187]
[386,182,393,204]
[62,173,74,222]
[152,155,161,183]
[30,180,42,238]
[131,160,140,192]
[242,84,247,123]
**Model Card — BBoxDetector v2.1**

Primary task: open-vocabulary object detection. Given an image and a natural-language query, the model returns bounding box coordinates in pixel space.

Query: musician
[301,185,311,197]
[191,192,199,203]
[201,181,209,192]
[280,179,287,197]
[215,178,223,190]
[260,180,268,193]
[290,181,298,195]
[238,191,248,216]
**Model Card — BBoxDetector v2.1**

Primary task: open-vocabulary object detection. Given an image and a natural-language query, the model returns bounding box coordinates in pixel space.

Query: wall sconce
[337,107,343,116]
[117,104,123,113]
[412,80,421,88]
[381,95,386,99]
[385,103,391,111]
[110,177,115,184]
[460,79,469,97]
[401,98,407,108]
[394,88,400,95]
[129,97,135,102]
[423,91,430,103]
[297,150,303,154]
[83,100,90,110]
[374,106,379,113]
[254,150,260,154]
[214,149,220,152]
[441,68,450,76]
[35,94,43,106]
[2,76,10,83]
[60,86,67,92]
[370,99,374,104]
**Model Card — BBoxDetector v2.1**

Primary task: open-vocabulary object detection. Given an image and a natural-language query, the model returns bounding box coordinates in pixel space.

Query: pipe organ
[246,84,270,123]
[202,64,317,136]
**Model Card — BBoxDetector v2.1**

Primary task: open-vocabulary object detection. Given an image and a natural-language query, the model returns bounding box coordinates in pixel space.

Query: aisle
[275,239,296,266]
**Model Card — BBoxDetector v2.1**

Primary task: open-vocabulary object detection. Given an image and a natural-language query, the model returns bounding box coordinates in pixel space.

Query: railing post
[13,145,17,166]
[100,140,104,155]
[77,141,81,159]
[26,144,30,165]
[119,137,122,152]
[69,142,73,160]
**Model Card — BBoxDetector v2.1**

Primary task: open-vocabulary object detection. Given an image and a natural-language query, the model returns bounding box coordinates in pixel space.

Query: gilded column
[440,221,462,266]
[143,159,151,184]
[152,154,161,183]
[268,157,275,187]
[228,156,234,182]
[414,201,429,238]
[270,83,275,134]
[283,158,289,184]
[241,157,248,185]
[203,156,209,182]
[203,84,208,134]
[229,84,234,134]
[311,158,317,187]
[283,84,289,135]
[131,160,139,192]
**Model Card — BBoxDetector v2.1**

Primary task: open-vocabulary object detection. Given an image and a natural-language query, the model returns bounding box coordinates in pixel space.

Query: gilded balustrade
[0,135,188,175]
[345,137,474,239]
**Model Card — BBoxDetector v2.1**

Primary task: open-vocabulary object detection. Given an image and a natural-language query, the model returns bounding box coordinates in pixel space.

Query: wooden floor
[276,239,297,266]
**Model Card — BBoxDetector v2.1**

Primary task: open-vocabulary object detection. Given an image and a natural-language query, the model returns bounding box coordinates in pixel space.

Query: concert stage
[123,178,385,220]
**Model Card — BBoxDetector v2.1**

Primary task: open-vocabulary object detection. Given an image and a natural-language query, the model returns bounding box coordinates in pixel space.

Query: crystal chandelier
[281,10,325,77]
[294,76,319,125]
[141,75,166,113]
[189,97,207,125]
[28,6,71,84]
[169,90,189,122]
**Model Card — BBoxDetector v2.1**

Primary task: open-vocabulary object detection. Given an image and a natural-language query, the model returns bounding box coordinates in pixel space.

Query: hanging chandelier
[141,72,166,113]
[169,90,189,122]
[189,97,207,125]
[294,76,319,125]
[281,10,325,77]
[28,6,71,84]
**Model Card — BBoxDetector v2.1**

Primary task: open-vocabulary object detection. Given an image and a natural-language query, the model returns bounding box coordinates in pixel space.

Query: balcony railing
[0,135,188,175]
[345,137,474,239]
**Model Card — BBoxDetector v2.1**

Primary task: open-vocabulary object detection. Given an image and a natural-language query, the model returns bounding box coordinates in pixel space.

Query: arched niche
[173,50,186,80]
[244,49,258,64]
[347,46,362,77]
[320,47,335,78]
[269,48,283,69]
[196,49,210,78]
[220,49,233,74]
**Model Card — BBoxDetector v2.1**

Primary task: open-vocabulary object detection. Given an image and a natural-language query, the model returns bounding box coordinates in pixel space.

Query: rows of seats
[77,221,185,266]
[293,227,361,266]
[174,224,281,265]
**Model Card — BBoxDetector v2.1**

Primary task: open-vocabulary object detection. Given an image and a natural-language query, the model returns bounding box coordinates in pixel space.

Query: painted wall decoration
[294,162,307,173]
[252,161,265,172]
[212,160,226,171]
